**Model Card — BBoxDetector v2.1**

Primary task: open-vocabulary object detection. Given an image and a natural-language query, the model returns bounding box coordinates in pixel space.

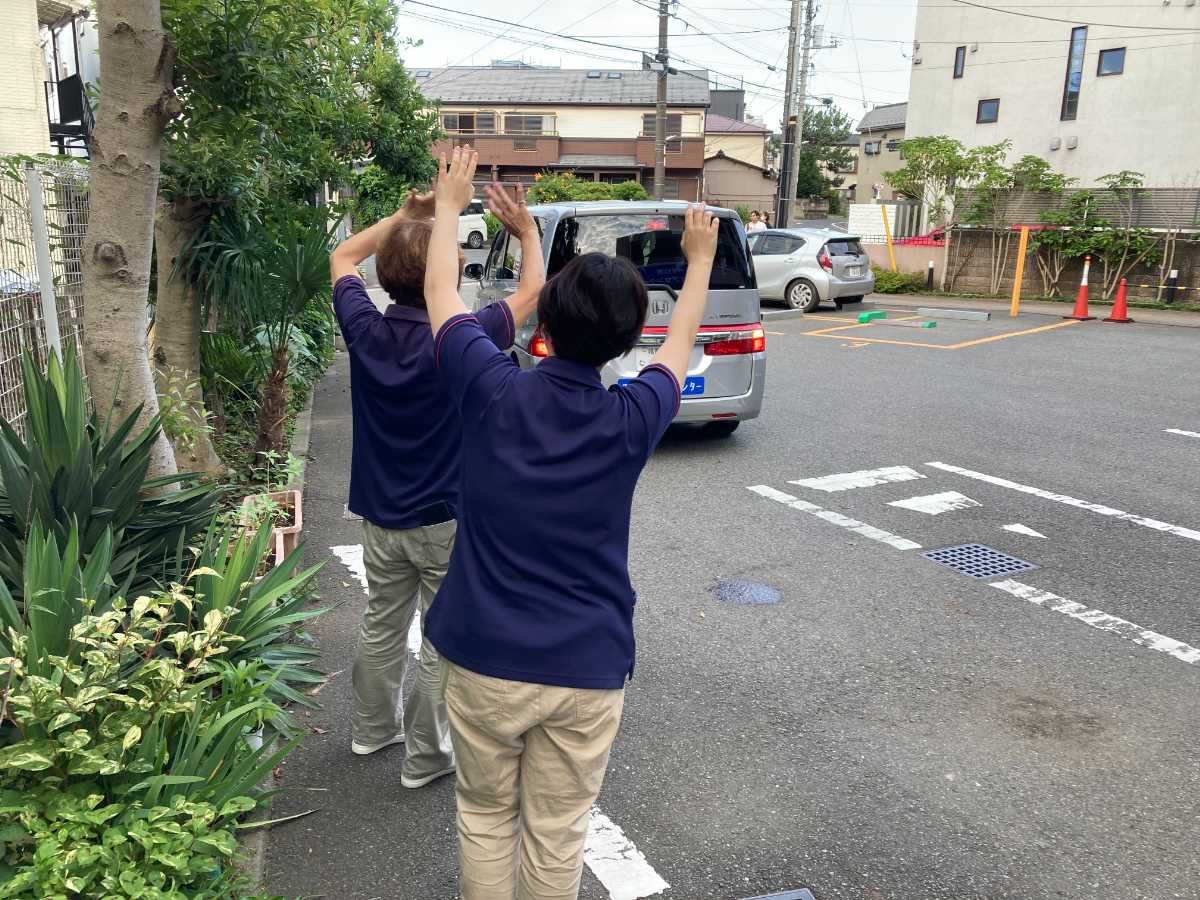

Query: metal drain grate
[922,543,1038,580]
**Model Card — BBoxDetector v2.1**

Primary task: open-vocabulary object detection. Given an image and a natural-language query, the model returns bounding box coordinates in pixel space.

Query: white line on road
[889,491,981,516]
[749,485,922,550]
[1165,428,1200,440]
[789,465,926,493]
[584,808,670,900]
[926,462,1200,545]
[330,544,422,656]
[1002,523,1047,539]
[990,580,1200,666]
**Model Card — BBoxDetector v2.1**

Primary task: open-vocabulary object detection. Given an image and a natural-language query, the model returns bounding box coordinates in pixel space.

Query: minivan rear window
[825,239,864,256]
[547,214,754,290]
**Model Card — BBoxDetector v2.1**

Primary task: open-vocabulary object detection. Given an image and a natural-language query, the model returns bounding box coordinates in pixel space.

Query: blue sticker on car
[619,376,704,396]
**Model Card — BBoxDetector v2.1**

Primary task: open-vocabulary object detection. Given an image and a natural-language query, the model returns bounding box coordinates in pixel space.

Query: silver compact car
[467,201,764,437]
[749,228,874,312]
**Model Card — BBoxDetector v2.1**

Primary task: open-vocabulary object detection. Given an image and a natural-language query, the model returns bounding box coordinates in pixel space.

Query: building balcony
[432,134,705,172]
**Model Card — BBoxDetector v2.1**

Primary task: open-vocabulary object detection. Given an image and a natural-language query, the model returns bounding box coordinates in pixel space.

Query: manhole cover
[922,543,1038,580]
[711,579,781,604]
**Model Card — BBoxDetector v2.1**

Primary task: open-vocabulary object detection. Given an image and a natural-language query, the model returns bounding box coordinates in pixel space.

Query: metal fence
[0,156,89,433]
[955,187,1200,231]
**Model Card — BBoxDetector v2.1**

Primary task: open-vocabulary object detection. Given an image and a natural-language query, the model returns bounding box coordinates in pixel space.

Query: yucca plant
[0,349,222,603]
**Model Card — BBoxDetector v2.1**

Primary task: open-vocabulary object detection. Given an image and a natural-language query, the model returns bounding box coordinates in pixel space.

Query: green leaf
[0,741,56,772]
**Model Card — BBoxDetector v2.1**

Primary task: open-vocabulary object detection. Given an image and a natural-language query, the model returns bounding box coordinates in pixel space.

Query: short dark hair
[537,253,648,367]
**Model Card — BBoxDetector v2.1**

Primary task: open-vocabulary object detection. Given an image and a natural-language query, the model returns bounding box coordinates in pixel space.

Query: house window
[976,98,1000,123]
[863,141,881,155]
[504,113,549,135]
[642,113,683,152]
[442,112,496,135]
[885,139,901,152]
[661,177,680,199]
[1060,25,1088,120]
[953,45,965,78]
[1097,47,1125,76]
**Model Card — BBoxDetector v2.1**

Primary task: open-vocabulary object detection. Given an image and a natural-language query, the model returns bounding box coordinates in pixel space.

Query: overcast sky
[396,0,918,130]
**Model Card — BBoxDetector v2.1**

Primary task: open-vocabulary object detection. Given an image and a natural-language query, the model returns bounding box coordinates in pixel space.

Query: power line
[946,0,1200,31]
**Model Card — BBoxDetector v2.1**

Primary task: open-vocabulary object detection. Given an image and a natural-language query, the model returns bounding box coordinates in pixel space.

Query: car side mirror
[463,263,484,281]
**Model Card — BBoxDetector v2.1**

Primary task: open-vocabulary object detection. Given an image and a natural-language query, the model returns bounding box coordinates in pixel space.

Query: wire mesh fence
[0,155,89,434]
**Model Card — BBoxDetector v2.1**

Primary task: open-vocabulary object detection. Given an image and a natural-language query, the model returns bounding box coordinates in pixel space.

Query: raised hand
[484,183,538,239]
[400,187,436,221]
[681,203,718,264]
[435,146,478,215]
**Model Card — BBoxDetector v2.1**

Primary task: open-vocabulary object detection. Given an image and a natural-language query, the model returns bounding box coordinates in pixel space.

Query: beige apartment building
[419,65,709,200]
[702,112,776,212]
[854,102,906,205]
[0,0,95,158]
[906,0,1200,186]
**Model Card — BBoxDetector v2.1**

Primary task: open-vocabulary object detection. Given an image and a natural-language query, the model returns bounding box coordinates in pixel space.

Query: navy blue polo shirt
[424,313,681,689]
[332,275,514,530]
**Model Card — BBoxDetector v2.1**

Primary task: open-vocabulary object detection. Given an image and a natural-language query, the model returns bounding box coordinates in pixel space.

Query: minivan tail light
[818,246,833,271]
[530,332,550,357]
[704,325,765,356]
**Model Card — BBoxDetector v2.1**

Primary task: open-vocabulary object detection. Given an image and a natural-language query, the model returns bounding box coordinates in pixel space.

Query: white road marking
[584,808,670,900]
[330,544,422,657]
[749,485,922,550]
[888,491,981,516]
[926,462,1200,545]
[990,580,1200,666]
[1002,523,1047,539]
[1165,428,1200,440]
[789,465,926,493]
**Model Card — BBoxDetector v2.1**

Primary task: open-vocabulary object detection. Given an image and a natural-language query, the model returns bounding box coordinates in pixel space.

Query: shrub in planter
[871,266,927,294]
[0,350,222,604]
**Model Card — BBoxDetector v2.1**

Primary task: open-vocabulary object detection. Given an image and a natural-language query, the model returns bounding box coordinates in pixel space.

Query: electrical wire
[946,0,1200,31]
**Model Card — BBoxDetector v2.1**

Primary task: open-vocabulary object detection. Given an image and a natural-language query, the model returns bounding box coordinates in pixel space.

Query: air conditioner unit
[1066,136,1079,149]
[1050,137,1062,150]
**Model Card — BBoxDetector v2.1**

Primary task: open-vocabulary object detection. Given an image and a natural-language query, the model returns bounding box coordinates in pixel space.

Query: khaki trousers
[443,662,625,900]
[352,519,456,780]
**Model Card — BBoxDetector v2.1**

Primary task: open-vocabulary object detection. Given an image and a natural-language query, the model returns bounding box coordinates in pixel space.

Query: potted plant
[239,450,304,569]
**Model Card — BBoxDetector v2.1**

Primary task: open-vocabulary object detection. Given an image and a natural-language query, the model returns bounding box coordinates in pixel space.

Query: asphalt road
[265,300,1200,899]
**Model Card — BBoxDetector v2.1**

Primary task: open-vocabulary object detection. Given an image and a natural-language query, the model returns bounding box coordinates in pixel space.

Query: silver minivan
[466,201,765,437]
[749,227,875,312]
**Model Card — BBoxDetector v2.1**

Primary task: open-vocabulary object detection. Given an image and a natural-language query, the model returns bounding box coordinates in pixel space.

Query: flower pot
[239,489,303,570]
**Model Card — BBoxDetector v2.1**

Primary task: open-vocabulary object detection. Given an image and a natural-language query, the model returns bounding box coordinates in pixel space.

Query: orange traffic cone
[1104,277,1134,323]
[1065,255,1096,321]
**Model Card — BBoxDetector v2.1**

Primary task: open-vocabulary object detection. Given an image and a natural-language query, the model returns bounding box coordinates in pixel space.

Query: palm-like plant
[181,209,337,453]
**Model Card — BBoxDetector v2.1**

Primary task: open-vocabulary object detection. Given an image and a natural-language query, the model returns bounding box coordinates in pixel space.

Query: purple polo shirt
[424,313,681,689]
[332,275,514,530]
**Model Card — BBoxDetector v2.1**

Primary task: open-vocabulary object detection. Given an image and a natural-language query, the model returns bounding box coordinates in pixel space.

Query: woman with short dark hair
[423,148,718,900]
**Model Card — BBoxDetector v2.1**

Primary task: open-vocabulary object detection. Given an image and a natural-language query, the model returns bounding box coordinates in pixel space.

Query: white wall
[906,0,1200,187]
[704,132,765,168]
[0,1,51,156]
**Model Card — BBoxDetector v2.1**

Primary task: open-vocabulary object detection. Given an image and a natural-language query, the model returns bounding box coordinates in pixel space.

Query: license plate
[618,375,705,397]
[847,266,863,276]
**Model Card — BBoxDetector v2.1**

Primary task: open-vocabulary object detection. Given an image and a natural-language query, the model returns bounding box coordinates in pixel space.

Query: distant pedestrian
[328,182,543,789]
[423,147,718,900]
[761,210,772,228]
[747,209,767,233]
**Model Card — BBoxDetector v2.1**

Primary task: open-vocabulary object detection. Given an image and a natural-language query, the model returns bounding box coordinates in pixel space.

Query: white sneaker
[400,765,456,789]
[350,732,405,756]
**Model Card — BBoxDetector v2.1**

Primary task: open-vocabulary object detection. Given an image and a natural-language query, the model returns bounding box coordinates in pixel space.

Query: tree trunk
[255,347,290,455]
[150,196,223,473]
[82,0,179,477]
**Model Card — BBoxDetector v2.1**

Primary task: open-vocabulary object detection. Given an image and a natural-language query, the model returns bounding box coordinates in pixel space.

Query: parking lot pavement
[268,308,1199,899]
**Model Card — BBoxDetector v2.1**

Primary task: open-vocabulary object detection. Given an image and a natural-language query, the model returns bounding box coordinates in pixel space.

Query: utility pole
[653,0,669,199]
[774,0,802,227]
[776,0,817,228]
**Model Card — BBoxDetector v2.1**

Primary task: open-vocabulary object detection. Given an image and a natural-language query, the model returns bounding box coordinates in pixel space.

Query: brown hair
[375,218,433,307]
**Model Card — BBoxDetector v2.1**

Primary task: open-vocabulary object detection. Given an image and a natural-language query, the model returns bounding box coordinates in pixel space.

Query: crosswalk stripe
[888,491,981,515]
[789,465,926,493]
[585,808,670,900]
[748,485,922,551]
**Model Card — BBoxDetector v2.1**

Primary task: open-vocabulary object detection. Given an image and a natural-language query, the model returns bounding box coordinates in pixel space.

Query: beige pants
[443,662,625,900]
[353,519,456,780]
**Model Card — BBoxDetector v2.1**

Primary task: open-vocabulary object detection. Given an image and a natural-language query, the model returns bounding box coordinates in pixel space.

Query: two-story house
[854,102,906,205]
[417,65,709,200]
[702,112,777,212]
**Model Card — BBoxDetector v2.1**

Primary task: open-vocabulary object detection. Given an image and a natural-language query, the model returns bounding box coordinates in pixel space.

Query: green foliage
[484,212,502,240]
[884,136,1012,223]
[525,172,649,205]
[0,350,221,605]
[871,266,926,294]
[735,205,752,225]
[0,589,298,895]
[794,106,854,198]
[349,164,412,230]
[794,150,827,199]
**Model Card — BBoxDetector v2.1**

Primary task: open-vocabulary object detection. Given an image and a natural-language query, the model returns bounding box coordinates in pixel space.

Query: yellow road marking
[802,318,1081,350]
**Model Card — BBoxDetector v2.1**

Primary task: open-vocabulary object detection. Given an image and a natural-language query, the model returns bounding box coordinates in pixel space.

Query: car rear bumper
[827,274,875,300]
[672,353,765,423]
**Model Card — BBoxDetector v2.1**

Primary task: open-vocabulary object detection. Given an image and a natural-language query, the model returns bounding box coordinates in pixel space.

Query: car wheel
[704,420,740,438]
[467,231,484,249]
[785,279,820,313]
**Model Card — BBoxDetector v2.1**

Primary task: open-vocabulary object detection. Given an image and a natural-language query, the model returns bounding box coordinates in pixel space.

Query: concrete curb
[918,306,991,322]
[237,388,317,892]
[762,309,808,321]
[877,293,1200,328]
